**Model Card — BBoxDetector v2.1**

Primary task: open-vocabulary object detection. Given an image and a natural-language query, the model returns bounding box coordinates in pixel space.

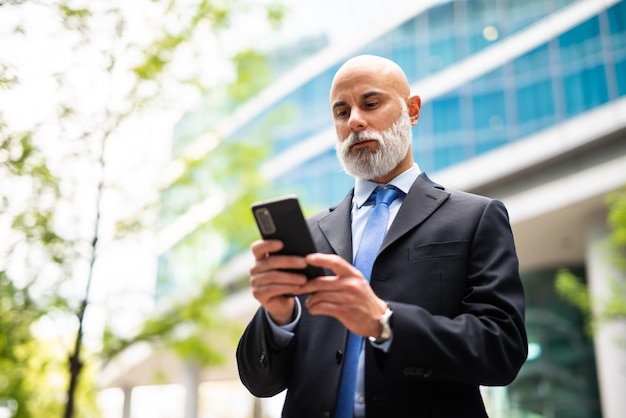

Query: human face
[329,56,420,182]
[335,103,412,180]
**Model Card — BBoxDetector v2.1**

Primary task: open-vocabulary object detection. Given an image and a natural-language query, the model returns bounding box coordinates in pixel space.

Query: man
[236,55,527,418]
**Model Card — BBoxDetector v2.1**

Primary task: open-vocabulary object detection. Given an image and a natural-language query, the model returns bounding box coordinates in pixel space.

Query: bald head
[330,55,411,102]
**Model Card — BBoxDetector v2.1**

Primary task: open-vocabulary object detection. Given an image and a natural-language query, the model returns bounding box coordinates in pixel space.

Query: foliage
[101,138,272,365]
[0,272,102,418]
[0,112,77,417]
[603,189,626,322]
[556,189,626,336]
[0,0,285,416]
[102,282,235,366]
[555,268,593,336]
[606,190,626,270]
[0,272,46,418]
[228,50,274,103]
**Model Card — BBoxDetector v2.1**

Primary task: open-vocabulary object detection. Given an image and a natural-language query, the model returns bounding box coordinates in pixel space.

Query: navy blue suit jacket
[237,173,527,418]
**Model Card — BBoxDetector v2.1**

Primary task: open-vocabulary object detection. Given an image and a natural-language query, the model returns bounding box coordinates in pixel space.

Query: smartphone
[251,195,325,279]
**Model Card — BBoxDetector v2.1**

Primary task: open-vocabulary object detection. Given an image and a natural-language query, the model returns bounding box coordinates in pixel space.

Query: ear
[408,95,421,125]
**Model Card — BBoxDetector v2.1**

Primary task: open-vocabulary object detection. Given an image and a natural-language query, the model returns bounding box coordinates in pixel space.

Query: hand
[249,239,308,325]
[299,253,388,338]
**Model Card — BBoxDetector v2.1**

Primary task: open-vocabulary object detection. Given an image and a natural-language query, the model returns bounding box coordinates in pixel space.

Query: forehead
[329,66,401,106]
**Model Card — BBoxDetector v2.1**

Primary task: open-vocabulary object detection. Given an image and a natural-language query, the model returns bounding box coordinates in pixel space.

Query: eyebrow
[332,101,347,110]
[332,90,383,110]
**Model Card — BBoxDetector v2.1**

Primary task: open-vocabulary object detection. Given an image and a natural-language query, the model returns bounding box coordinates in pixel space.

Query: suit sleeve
[379,198,527,386]
[236,306,297,397]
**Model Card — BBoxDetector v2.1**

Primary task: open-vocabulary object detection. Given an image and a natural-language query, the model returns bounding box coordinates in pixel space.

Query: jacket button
[336,349,343,364]
[259,352,267,368]
[403,366,414,376]
[403,366,428,377]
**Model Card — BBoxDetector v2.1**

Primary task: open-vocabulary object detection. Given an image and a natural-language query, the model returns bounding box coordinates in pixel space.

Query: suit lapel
[316,173,450,261]
[380,173,450,253]
[318,192,354,263]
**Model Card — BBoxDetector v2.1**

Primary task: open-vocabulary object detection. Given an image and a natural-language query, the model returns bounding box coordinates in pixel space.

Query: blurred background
[1,0,625,417]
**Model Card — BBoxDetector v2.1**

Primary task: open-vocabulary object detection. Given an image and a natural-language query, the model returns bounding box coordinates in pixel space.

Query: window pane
[563,65,609,117]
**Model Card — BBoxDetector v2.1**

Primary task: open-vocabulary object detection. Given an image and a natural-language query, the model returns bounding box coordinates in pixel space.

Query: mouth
[350,139,375,151]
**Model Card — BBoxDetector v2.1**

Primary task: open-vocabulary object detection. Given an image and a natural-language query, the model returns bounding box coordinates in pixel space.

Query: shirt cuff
[264,298,302,349]
[369,334,393,352]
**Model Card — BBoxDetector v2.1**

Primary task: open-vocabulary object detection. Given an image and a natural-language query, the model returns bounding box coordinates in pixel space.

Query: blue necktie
[335,186,402,418]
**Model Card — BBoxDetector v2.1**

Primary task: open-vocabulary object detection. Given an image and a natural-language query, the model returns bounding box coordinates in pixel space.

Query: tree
[0,0,285,417]
[556,189,626,336]
[0,103,75,418]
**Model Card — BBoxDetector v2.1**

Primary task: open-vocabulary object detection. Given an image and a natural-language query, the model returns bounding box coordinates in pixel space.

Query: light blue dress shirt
[266,164,421,417]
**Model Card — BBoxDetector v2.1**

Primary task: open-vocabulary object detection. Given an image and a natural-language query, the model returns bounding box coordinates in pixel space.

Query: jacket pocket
[409,240,467,261]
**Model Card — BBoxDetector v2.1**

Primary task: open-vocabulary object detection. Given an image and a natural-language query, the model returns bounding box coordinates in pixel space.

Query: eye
[335,108,349,119]
[364,100,379,109]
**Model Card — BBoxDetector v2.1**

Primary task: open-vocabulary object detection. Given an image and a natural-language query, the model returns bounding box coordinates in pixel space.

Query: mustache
[346,130,384,147]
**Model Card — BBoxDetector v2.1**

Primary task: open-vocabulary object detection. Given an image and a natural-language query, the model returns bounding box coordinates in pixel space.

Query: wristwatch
[368,306,393,343]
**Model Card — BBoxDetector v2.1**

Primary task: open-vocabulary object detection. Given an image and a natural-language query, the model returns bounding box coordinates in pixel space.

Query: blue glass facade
[216,0,626,213]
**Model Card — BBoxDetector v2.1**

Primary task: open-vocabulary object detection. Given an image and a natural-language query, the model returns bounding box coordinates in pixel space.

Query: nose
[348,108,367,132]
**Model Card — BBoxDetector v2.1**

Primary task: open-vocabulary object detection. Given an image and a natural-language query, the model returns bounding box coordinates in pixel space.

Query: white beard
[335,105,412,180]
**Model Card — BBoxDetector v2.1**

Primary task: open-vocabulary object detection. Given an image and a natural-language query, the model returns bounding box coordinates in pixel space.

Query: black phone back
[252,195,325,279]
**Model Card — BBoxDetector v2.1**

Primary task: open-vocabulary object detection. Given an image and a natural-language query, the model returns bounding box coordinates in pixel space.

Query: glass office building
[148,0,626,416]
[206,0,625,209]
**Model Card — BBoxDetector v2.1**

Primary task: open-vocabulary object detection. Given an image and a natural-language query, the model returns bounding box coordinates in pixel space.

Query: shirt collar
[353,163,421,209]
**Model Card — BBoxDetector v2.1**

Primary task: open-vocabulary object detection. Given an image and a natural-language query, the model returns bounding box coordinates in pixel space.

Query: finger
[306,289,354,309]
[298,275,343,294]
[251,239,284,260]
[305,253,361,276]
[251,273,308,306]
[305,290,363,328]
[251,270,308,290]
[306,298,348,317]
[250,254,308,276]
[253,282,305,303]
[304,276,363,303]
